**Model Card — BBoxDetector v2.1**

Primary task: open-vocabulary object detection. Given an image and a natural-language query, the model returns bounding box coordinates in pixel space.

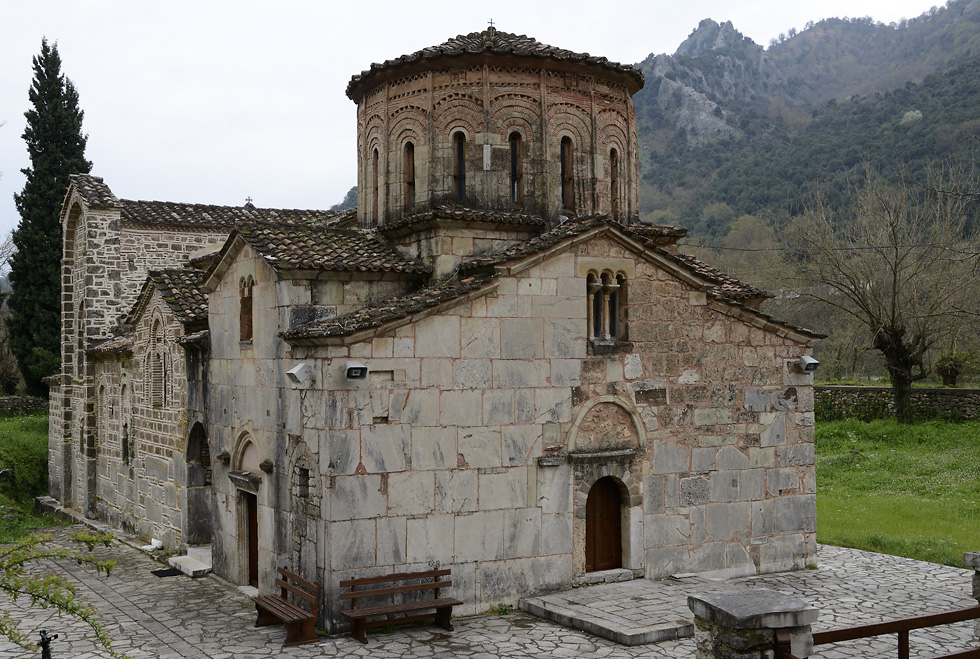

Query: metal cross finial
[488,19,495,31]
[245,196,253,204]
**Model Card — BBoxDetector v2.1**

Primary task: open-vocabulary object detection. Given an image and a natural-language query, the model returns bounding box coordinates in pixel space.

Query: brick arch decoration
[432,93,484,134]
[489,93,541,138]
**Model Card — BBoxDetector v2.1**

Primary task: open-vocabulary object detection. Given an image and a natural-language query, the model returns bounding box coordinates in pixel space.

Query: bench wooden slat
[339,568,451,587]
[342,597,463,619]
[277,566,316,592]
[254,595,308,623]
[338,580,452,600]
[275,578,317,605]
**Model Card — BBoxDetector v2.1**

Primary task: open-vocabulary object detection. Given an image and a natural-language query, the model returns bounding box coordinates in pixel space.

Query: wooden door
[245,492,258,587]
[585,477,622,572]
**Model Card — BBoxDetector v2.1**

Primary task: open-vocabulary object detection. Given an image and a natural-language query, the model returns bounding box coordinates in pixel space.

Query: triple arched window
[587,271,628,343]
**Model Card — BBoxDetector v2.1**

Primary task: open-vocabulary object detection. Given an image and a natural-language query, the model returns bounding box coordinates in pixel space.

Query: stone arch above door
[568,395,645,453]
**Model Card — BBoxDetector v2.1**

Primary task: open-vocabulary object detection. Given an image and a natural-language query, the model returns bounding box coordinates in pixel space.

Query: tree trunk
[891,372,914,424]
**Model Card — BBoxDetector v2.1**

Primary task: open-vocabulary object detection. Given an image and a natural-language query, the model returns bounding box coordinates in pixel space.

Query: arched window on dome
[561,136,575,212]
[610,148,620,220]
[509,132,523,204]
[452,132,466,203]
[372,148,380,224]
[404,142,416,211]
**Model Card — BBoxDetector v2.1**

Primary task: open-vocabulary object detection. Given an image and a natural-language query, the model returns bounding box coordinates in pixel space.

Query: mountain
[635,0,980,238]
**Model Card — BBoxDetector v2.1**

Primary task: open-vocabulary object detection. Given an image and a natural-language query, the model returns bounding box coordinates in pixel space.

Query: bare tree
[787,164,980,422]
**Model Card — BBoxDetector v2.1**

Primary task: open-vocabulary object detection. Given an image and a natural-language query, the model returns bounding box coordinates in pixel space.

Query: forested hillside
[635,0,980,238]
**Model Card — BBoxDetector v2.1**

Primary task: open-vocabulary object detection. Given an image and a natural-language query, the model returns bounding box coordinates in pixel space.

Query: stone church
[48,27,821,631]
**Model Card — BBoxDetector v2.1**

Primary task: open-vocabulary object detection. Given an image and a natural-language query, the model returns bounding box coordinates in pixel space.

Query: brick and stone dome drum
[347,27,644,228]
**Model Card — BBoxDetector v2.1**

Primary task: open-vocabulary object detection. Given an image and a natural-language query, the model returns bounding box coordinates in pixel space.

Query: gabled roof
[126,268,207,326]
[284,215,820,345]
[60,173,354,231]
[347,27,645,100]
[120,201,354,230]
[281,275,494,344]
[234,223,432,274]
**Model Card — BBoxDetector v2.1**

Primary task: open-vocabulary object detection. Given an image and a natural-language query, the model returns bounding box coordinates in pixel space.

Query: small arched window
[610,148,620,220]
[561,137,574,211]
[239,275,254,342]
[509,132,523,204]
[452,132,466,203]
[404,142,416,210]
[372,148,380,224]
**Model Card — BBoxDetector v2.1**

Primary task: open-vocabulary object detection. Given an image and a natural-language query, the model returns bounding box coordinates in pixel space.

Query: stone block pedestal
[688,588,818,659]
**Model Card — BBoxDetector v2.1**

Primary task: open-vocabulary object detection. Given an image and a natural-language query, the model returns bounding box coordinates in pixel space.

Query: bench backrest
[339,569,452,610]
[277,567,319,619]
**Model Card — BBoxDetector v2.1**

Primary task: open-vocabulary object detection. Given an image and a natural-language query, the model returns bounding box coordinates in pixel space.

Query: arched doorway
[228,437,262,588]
[585,476,622,572]
[185,423,213,545]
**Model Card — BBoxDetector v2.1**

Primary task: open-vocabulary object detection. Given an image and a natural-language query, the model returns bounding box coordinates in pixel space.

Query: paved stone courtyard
[0,526,975,658]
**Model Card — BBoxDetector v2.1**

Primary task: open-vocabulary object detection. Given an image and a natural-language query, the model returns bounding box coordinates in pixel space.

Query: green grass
[0,412,64,542]
[816,418,980,567]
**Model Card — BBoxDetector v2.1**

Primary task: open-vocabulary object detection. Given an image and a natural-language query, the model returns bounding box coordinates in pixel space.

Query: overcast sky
[0,0,945,240]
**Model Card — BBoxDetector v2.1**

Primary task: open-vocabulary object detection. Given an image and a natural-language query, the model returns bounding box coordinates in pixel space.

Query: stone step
[169,555,211,578]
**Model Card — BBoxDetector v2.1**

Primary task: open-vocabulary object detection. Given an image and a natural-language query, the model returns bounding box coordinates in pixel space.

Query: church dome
[347,27,644,227]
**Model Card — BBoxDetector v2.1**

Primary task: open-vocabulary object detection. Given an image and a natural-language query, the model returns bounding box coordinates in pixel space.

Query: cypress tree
[10,39,91,395]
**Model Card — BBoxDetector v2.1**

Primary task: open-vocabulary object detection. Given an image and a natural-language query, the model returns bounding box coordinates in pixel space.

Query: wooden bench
[340,568,462,643]
[252,567,319,647]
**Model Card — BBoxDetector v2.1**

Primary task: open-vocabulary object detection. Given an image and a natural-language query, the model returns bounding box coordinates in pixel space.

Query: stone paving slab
[0,526,975,658]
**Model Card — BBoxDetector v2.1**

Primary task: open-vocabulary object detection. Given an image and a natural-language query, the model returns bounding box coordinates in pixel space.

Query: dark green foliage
[330,185,357,211]
[0,412,49,503]
[9,39,91,395]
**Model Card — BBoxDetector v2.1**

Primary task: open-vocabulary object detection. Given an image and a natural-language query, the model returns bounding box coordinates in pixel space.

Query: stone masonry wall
[270,233,816,629]
[0,396,47,417]
[815,385,980,421]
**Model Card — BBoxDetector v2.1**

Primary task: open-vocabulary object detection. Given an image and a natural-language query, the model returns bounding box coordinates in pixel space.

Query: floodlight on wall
[286,362,314,386]
[345,360,369,381]
[796,355,820,373]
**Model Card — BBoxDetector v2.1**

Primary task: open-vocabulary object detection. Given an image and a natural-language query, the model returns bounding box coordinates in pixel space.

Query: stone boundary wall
[0,396,47,417]
[815,386,980,421]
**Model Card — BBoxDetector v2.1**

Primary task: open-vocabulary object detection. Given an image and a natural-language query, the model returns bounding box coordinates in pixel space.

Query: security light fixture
[345,360,369,381]
[797,355,820,373]
[286,362,314,385]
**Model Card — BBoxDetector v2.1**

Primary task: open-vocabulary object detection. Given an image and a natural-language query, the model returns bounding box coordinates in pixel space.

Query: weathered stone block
[503,425,540,466]
[681,476,710,505]
[330,518,376,569]
[479,468,526,510]
[415,316,461,358]
[461,317,500,358]
[767,468,800,497]
[435,469,477,513]
[710,470,740,503]
[646,513,690,547]
[441,390,484,427]
[501,319,544,359]
[387,471,434,516]
[454,359,492,389]
[411,426,456,470]
[715,445,749,470]
[534,387,571,423]
[361,424,409,472]
[706,502,750,541]
[330,475,386,520]
[777,444,815,467]
[376,517,406,566]
[483,389,515,425]
[493,360,549,388]
[744,387,771,412]
[504,508,541,558]
[773,495,816,533]
[455,510,503,561]
[406,514,454,564]
[551,359,581,387]
[653,440,689,474]
[761,414,787,447]
[541,512,573,555]
[458,427,502,468]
